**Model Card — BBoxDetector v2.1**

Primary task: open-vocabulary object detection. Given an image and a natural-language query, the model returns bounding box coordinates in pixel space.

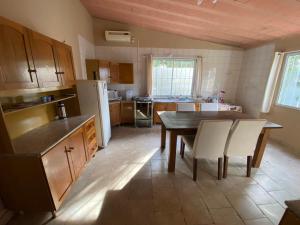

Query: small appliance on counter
[108,90,121,101]
[133,97,153,128]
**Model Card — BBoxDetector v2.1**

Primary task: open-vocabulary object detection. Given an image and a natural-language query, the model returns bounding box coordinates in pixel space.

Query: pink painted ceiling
[81,0,300,48]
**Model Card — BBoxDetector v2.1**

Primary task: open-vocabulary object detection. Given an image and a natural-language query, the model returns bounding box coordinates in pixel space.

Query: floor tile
[259,203,285,225]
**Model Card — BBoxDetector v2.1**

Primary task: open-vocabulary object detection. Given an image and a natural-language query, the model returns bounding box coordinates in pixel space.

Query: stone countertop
[153,98,203,103]
[12,114,95,156]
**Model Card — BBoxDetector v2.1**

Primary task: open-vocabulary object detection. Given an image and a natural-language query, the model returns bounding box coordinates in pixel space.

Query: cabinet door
[54,41,76,86]
[86,59,99,80]
[29,30,61,88]
[119,63,133,84]
[68,128,87,179]
[109,63,119,84]
[42,139,73,209]
[121,102,134,124]
[99,60,110,82]
[0,17,38,90]
[109,101,121,126]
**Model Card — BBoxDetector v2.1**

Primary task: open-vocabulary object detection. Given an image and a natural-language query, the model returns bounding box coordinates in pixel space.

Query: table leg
[252,129,270,168]
[168,131,177,172]
[161,124,166,149]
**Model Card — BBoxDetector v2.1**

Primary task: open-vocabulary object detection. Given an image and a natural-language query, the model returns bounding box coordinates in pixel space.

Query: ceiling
[81,0,300,48]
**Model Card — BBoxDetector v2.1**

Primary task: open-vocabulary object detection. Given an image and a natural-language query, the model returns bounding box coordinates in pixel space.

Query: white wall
[78,35,95,79]
[235,43,275,117]
[95,46,244,102]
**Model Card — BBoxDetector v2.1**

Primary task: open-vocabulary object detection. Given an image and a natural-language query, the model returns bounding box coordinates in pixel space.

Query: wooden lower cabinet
[83,118,98,159]
[153,103,176,124]
[67,128,87,179]
[0,119,96,214]
[109,101,121,126]
[42,139,74,209]
[121,101,134,124]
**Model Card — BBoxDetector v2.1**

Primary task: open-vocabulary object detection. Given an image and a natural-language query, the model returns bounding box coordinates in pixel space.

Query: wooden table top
[158,111,282,130]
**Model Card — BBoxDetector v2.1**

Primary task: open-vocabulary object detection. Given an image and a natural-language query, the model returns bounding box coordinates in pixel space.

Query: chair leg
[193,158,198,181]
[223,155,228,178]
[180,138,185,158]
[247,155,253,177]
[218,157,223,180]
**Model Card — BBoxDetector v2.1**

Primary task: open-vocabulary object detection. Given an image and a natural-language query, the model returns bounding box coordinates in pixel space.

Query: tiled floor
[8,126,300,225]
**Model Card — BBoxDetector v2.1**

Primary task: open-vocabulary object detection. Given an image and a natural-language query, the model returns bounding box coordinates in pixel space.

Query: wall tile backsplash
[95,46,244,102]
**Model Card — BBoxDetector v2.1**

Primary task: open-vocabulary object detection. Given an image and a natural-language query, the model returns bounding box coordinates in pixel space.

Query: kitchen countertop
[153,98,203,103]
[12,114,95,156]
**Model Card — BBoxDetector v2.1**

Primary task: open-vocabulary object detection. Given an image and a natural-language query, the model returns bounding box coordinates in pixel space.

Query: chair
[223,119,266,178]
[180,120,233,181]
[201,103,219,111]
[176,103,196,111]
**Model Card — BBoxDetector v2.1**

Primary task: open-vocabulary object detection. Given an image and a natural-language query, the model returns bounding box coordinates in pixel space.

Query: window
[277,52,300,109]
[152,58,195,97]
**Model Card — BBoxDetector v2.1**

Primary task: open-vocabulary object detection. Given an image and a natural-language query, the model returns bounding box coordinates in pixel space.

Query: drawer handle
[65,147,74,153]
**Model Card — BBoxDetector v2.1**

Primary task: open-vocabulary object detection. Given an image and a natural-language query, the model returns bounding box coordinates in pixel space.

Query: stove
[133,97,153,127]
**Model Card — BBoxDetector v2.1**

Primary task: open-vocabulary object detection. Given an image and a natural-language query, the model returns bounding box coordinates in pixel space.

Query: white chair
[180,120,233,181]
[176,103,196,111]
[201,103,219,111]
[223,119,267,178]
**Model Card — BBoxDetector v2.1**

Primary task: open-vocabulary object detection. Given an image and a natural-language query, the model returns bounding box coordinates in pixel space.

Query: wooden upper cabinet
[109,63,119,84]
[99,60,110,82]
[68,128,87,179]
[42,139,73,209]
[28,30,61,88]
[119,63,133,84]
[86,59,99,80]
[54,41,76,86]
[0,17,38,90]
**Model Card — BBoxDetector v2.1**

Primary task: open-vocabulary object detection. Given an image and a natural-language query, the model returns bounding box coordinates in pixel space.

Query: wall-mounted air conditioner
[105,31,131,43]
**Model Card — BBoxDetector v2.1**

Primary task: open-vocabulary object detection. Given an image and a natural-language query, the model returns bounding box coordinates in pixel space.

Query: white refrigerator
[76,80,111,147]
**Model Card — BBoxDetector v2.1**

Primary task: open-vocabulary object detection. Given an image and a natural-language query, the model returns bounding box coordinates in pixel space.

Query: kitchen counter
[12,114,95,156]
[153,98,203,103]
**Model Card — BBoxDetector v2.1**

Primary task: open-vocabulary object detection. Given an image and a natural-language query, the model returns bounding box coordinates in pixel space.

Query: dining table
[158,111,283,172]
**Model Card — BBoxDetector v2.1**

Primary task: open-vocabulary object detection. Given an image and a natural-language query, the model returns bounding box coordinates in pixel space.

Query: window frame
[275,51,300,110]
[151,57,197,98]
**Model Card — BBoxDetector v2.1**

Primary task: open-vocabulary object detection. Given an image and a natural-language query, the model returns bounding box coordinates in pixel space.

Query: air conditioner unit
[105,31,131,43]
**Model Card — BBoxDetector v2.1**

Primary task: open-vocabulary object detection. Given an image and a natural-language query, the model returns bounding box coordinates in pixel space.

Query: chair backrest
[225,119,266,157]
[176,103,196,112]
[192,120,233,159]
[201,103,219,111]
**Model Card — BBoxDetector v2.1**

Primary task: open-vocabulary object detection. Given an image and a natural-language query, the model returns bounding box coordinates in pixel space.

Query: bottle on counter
[57,101,67,119]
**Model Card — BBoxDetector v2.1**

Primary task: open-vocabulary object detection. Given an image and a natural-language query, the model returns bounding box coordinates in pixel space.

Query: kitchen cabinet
[42,139,73,209]
[67,128,87,179]
[99,60,110,81]
[109,101,121,126]
[54,41,76,86]
[86,59,110,82]
[83,118,97,159]
[86,60,133,84]
[153,102,176,124]
[0,116,96,214]
[109,63,119,84]
[121,101,134,124]
[119,63,134,84]
[28,30,61,88]
[0,17,38,90]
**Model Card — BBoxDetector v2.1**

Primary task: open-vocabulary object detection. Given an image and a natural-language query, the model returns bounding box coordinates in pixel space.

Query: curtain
[261,52,284,113]
[146,54,153,96]
[192,56,203,98]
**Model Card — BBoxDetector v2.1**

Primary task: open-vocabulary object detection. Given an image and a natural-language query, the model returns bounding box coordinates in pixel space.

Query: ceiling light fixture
[197,0,219,5]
